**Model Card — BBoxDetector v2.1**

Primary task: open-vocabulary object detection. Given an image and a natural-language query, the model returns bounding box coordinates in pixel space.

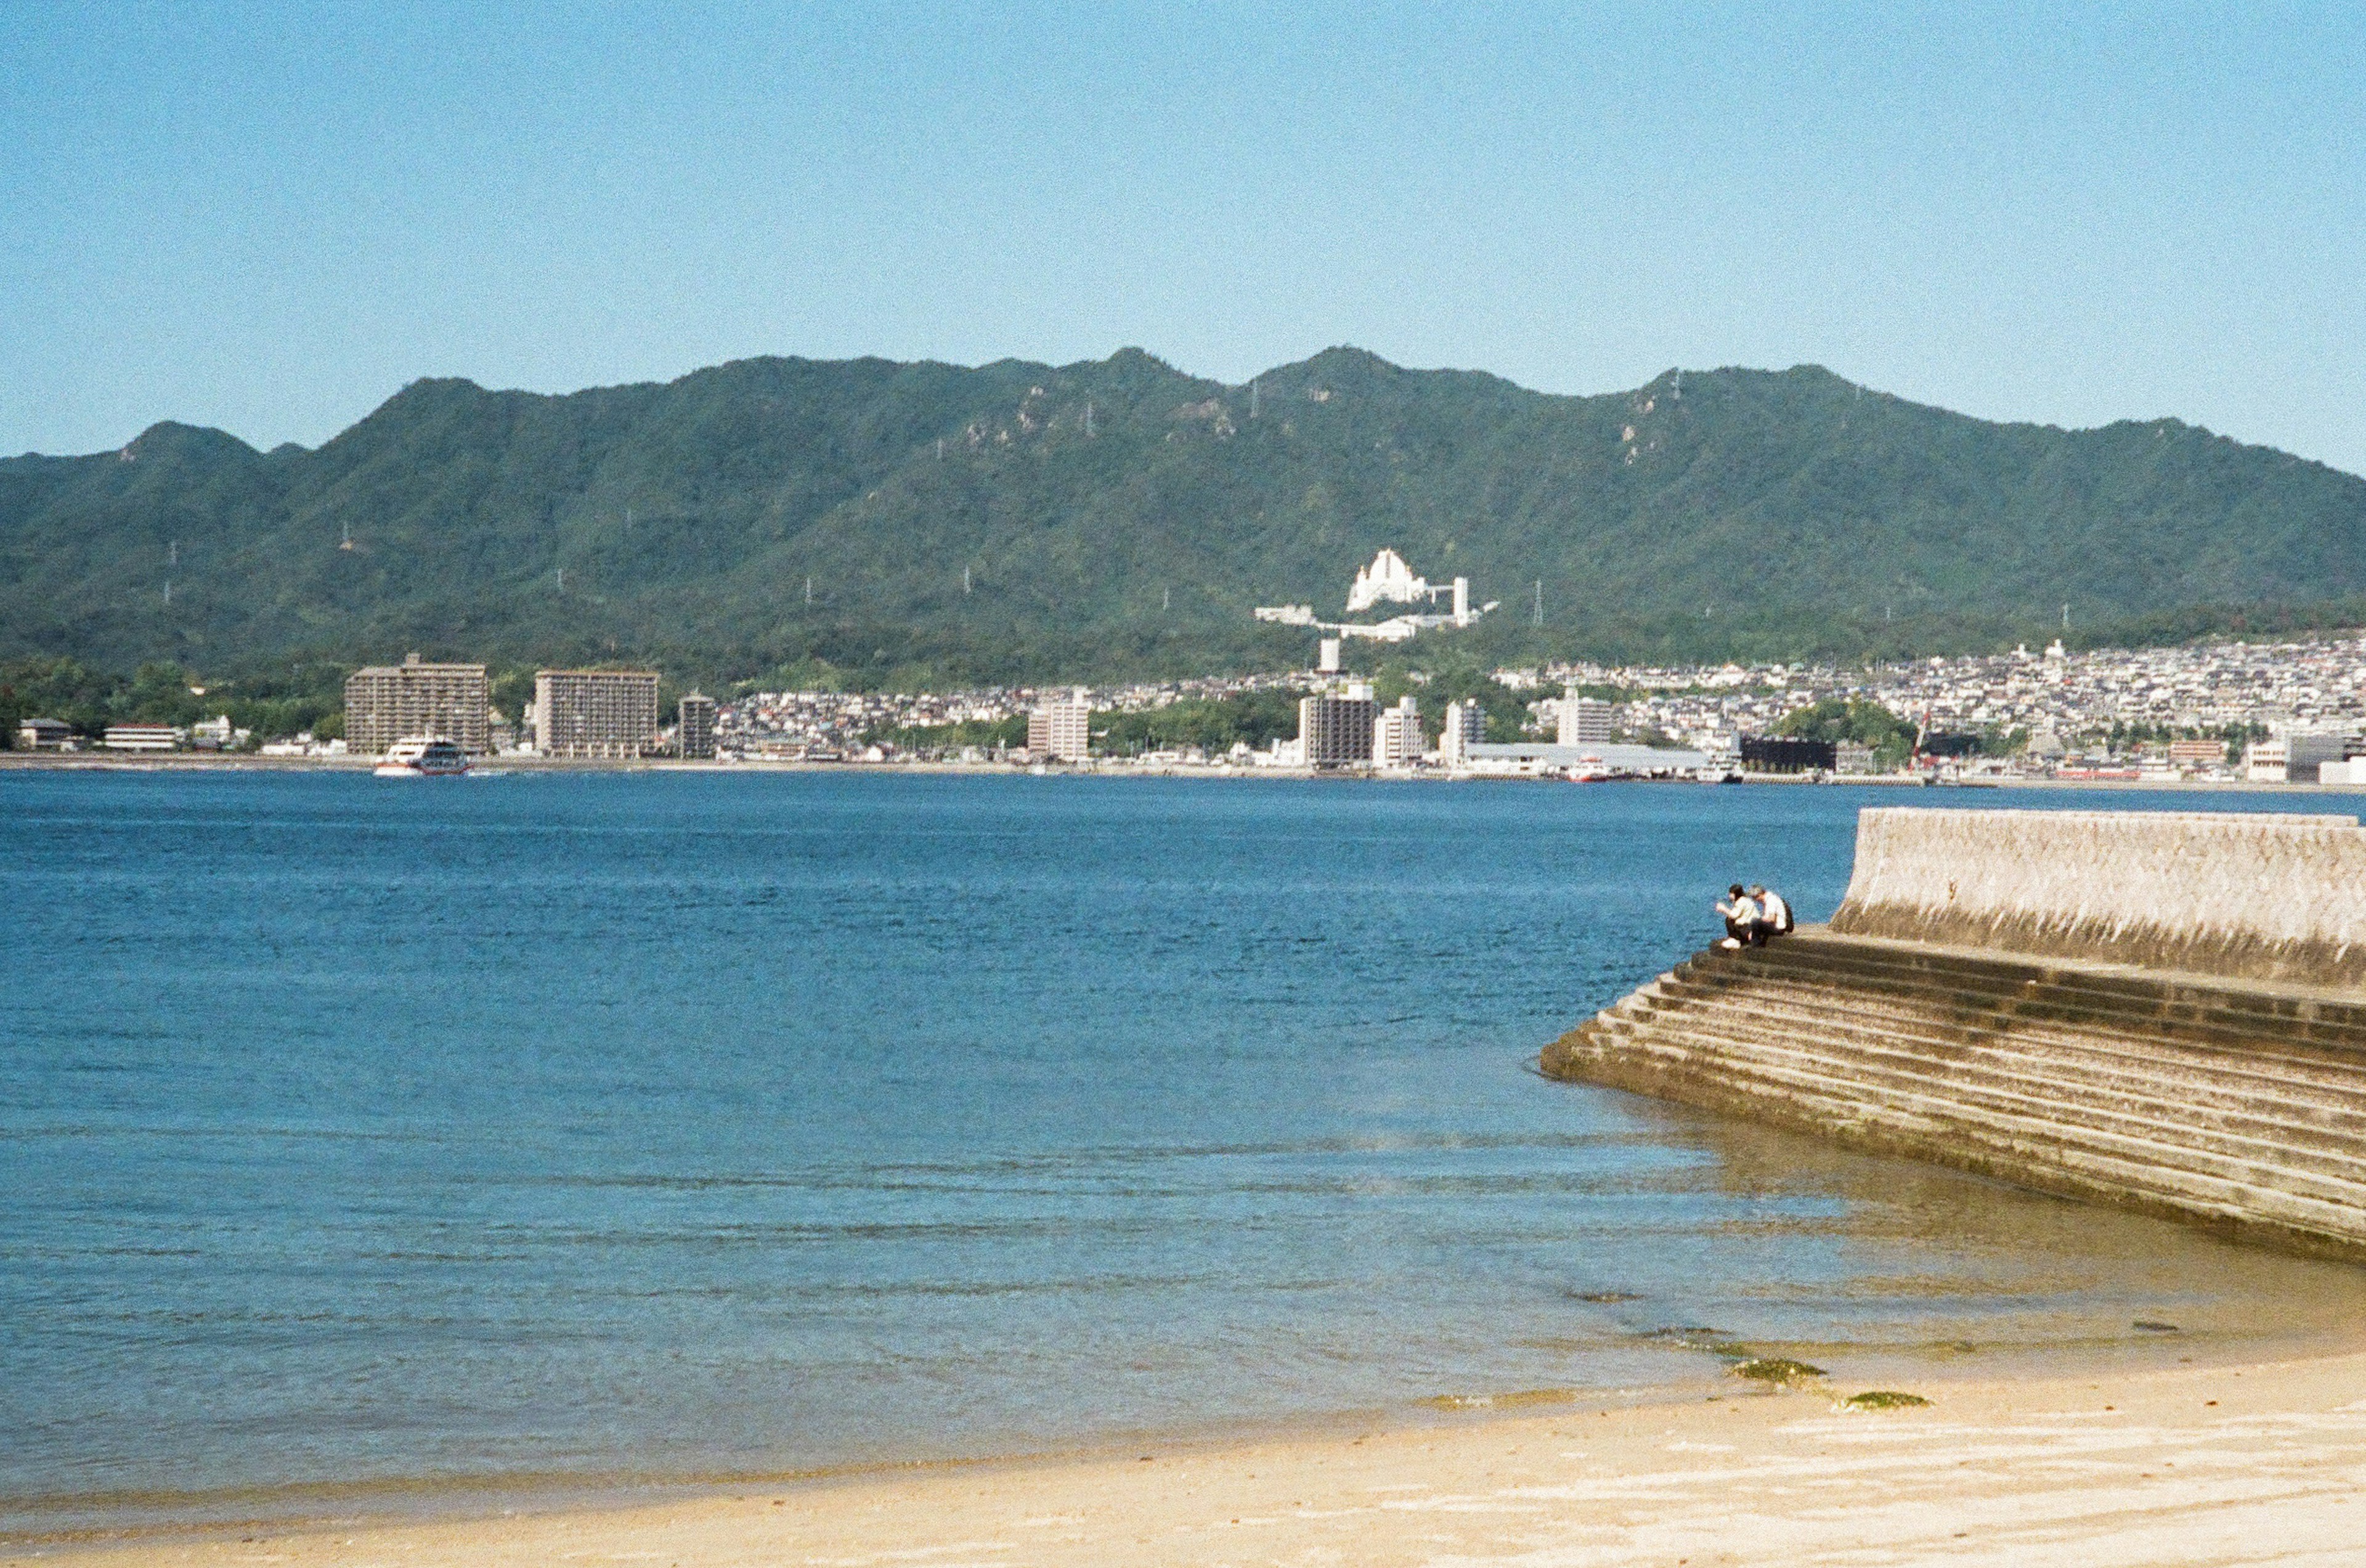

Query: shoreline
[8,750,2366,794]
[20,1341,2366,1565]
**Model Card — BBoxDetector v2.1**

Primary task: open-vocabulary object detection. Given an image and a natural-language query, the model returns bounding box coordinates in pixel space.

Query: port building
[678,693,717,759]
[345,654,491,757]
[1459,741,1709,777]
[1028,689,1092,762]
[535,669,661,758]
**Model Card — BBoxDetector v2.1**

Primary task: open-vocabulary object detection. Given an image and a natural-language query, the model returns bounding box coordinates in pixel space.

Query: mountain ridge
[5,348,2362,683]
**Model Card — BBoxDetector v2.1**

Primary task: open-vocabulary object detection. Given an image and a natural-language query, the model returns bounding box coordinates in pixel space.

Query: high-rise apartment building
[535,669,661,758]
[1375,695,1424,766]
[344,654,490,756]
[1558,696,1614,746]
[1027,689,1093,762]
[1298,684,1378,768]
[678,693,717,760]
[1439,699,1486,764]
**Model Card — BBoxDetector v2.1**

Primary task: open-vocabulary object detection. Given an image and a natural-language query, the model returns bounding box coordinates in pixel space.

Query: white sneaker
[1719,938,1742,949]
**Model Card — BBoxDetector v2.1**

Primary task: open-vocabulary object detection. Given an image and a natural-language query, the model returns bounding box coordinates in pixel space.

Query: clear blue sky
[6,2,2363,471]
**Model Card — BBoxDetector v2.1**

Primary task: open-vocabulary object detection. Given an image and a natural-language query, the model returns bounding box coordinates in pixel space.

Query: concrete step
[1741,938,2366,1052]
[1675,950,2366,1091]
[1696,988,2366,1149]
[1561,1012,2366,1244]
[1659,967,2366,1122]
[1572,1010,2366,1233]
[1610,998,2366,1193]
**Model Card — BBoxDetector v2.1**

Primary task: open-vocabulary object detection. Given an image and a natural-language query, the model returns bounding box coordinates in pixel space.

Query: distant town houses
[25,625,2366,780]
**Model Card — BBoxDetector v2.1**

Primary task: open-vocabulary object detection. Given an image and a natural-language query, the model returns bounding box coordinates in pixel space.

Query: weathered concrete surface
[1545,806,2366,1262]
[1832,806,2366,987]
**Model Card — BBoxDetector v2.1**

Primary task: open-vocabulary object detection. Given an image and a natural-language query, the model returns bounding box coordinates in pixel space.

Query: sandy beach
[22,1347,2366,1567]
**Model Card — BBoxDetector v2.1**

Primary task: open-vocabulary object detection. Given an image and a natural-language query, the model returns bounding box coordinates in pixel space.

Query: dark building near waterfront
[678,692,717,759]
[1741,736,1835,773]
[1298,689,1378,768]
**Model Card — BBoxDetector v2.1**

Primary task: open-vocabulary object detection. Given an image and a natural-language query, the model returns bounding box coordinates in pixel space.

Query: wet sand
[23,1348,2366,1566]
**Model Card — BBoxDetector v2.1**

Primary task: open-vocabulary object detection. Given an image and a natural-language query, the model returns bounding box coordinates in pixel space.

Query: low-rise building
[1741,736,1834,773]
[103,723,179,752]
[2168,738,2228,770]
[535,669,662,758]
[15,717,74,750]
[2245,737,2288,782]
[2283,731,2352,784]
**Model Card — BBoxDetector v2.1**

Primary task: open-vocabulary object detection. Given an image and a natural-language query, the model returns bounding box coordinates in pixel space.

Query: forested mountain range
[6,346,2364,686]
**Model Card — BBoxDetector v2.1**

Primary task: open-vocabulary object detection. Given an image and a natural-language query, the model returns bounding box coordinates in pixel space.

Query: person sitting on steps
[1750,884,1792,939]
[1715,884,1760,949]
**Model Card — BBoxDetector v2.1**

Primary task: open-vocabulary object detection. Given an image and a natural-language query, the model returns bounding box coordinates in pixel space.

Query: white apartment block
[535,669,661,758]
[1028,689,1092,762]
[1375,695,1423,766]
[1439,699,1486,764]
[1558,696,1614,745]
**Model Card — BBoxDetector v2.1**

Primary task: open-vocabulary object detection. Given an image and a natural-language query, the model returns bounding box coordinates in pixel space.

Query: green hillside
[5,347,2363,685]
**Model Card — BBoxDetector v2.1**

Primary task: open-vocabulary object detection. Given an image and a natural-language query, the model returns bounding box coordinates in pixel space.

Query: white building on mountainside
[1256,549,1495,646]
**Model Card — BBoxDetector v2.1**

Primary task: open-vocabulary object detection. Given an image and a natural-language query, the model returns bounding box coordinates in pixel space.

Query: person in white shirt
[1715,884,1759,948]
[1750,884,1792,938]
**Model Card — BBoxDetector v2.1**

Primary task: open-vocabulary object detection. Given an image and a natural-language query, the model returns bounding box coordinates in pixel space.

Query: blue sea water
[6,770,2365,1525]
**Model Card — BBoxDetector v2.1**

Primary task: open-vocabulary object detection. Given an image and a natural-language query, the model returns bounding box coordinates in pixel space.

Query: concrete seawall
[1543,808,2366,1261]
[1831,806,2366,988]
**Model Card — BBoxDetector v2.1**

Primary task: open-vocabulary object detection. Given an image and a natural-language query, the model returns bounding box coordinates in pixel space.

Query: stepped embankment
[1542,808,2366,1261]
